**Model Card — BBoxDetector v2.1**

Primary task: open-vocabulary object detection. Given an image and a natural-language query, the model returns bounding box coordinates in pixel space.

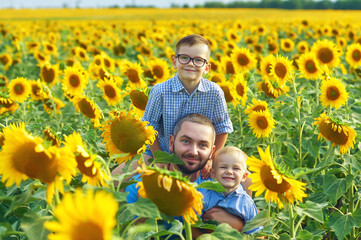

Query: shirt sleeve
[125,175,141,203]
[142,85,163,131]
[212,89,233,135]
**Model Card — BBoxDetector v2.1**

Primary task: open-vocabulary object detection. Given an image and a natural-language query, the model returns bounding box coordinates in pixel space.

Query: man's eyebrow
[179,135,211,144]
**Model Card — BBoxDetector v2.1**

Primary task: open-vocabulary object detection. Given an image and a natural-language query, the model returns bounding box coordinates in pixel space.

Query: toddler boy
[200,146,261,234]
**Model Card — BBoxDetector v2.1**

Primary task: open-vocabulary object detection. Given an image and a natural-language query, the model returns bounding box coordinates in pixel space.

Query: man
[122,113,245,232]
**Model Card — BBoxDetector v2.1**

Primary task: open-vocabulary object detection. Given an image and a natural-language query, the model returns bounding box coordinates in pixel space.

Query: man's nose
[188,143,198,155]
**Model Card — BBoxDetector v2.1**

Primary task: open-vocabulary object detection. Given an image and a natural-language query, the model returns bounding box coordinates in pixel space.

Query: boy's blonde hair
[175,34,211,56]
[213,146,248,171]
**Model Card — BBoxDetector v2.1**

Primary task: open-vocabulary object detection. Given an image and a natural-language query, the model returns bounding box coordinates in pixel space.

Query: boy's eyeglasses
[175,54,208,68]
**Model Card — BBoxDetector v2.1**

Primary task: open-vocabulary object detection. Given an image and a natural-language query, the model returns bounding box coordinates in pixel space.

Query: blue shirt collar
[172,74,209,93]
[221,185,246,197]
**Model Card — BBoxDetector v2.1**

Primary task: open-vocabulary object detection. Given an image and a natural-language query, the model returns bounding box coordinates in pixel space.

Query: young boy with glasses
[141,34,233,178]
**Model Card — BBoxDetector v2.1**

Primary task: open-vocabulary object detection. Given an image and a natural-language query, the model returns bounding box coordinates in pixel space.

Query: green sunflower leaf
[196,181,226,193]
[322,174,347,204]
[151,151,185,165]
[126,197,162,219]
[329,213,357,240]
[20,212,51,240]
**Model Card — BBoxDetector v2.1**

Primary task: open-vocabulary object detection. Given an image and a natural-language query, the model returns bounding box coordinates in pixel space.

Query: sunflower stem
[347,164,355,240]
[184,215,192,240]
[316,78,319,106]
[289,203,296,239]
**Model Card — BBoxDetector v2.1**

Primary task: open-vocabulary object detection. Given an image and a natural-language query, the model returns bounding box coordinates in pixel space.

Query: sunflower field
[0,8,361,240]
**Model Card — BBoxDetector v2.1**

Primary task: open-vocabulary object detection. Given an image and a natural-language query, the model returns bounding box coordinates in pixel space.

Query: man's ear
[210,145,216,160]
[169,135,175,152]
[172,56,177,69]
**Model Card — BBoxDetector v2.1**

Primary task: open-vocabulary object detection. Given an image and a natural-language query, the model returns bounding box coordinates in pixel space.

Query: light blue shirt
[142,74,233,153]
[199,185,262,234]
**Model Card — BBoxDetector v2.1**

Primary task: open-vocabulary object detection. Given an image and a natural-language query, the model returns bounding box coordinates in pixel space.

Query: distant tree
[183,4,190,8]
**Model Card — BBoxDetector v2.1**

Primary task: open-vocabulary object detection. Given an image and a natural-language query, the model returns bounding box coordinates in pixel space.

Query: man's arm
[214,133,228,151]
[202,207,245,232]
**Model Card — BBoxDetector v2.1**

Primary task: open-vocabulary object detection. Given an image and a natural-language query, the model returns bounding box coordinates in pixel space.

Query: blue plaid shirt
[142,74,233,153]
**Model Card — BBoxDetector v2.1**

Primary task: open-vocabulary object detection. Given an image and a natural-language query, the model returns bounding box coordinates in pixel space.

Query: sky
[0,0,253,9]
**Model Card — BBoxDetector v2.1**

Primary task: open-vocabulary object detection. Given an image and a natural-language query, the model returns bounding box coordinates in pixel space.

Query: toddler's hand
[201,159,213,179]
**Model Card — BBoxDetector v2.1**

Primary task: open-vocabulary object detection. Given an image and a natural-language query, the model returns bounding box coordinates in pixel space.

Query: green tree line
[190,0,361,10]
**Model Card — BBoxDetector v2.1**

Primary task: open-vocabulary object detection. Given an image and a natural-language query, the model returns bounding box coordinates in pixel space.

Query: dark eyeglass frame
[175,54,208,68]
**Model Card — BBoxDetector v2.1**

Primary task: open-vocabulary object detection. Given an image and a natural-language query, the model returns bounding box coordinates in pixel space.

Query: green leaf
[149,220,184,238]
[20,212,50,240]
[126,197,161,219]
[0,226,7,237]
[242,209,270,233]
[302,138,321,158]
[113,191,129,202]
[199,223,245,240]
[294,201,327,223]
[196,181,226,193]
[352,208,361,227]
[323,174,347,204]
[329,214,357,240]
[151,151,185,165]
[297,229,313,239]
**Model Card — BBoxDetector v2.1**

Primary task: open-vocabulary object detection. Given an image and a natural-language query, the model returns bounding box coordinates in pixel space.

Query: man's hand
[202,207,245,232]
[201,159,213,179]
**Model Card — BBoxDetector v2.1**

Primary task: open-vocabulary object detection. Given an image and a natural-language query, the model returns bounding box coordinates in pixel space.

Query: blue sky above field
[0,0,260,9]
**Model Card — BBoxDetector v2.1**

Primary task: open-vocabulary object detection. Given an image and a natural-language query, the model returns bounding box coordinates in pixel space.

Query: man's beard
[172,142,210,175]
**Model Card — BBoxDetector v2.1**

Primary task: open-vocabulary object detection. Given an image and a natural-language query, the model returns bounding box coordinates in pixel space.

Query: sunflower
[208,57,222,72]
[97,79,121,106]
[0,131,4,147]
[260,55,276,79]
[320,77,348,109]
[33,50,50,64]
[336,37,347,49]
[268,41,279,54]
[0,53,13,70]
[120,62,146,88]
[137,165,203,224]
[100,110,157,164]
[0,123,76,203]
[146,58,170,85]
[43,128,60,147]
[247,146,307,208]
[40,63,59,87]
[313,113,357,154]
[73,96,102,127]
[345,43,361,68]
[218,81,241,108]
[244,98,268,115]
[42,96,65,114]
[258,78,289,99]
[311,39,341,68]
[75,47,89,62]
[63,65,88,96]
[43,41,58,56]
[270,55,293,86]
[233,73,248,106]
[208,72,226,84]
[221,56,236,75]
[297,52,322,80]
[44,189,118,240]
[64,132,109,186]
[126,87,149,117]
[230,47,257,72]
[296,41,309,54]
[29,79,44,101]
[0,75,8,87]
[280,38,295,52]
[8,77,31,103]
[26,42,40,52]
[0,97,19,114]
[248,110,276,138]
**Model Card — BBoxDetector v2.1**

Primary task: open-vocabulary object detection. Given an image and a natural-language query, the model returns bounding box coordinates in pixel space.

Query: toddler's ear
[241,171,249,182]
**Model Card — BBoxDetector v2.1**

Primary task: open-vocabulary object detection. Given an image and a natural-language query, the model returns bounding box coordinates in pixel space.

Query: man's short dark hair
[173,113,215,144]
